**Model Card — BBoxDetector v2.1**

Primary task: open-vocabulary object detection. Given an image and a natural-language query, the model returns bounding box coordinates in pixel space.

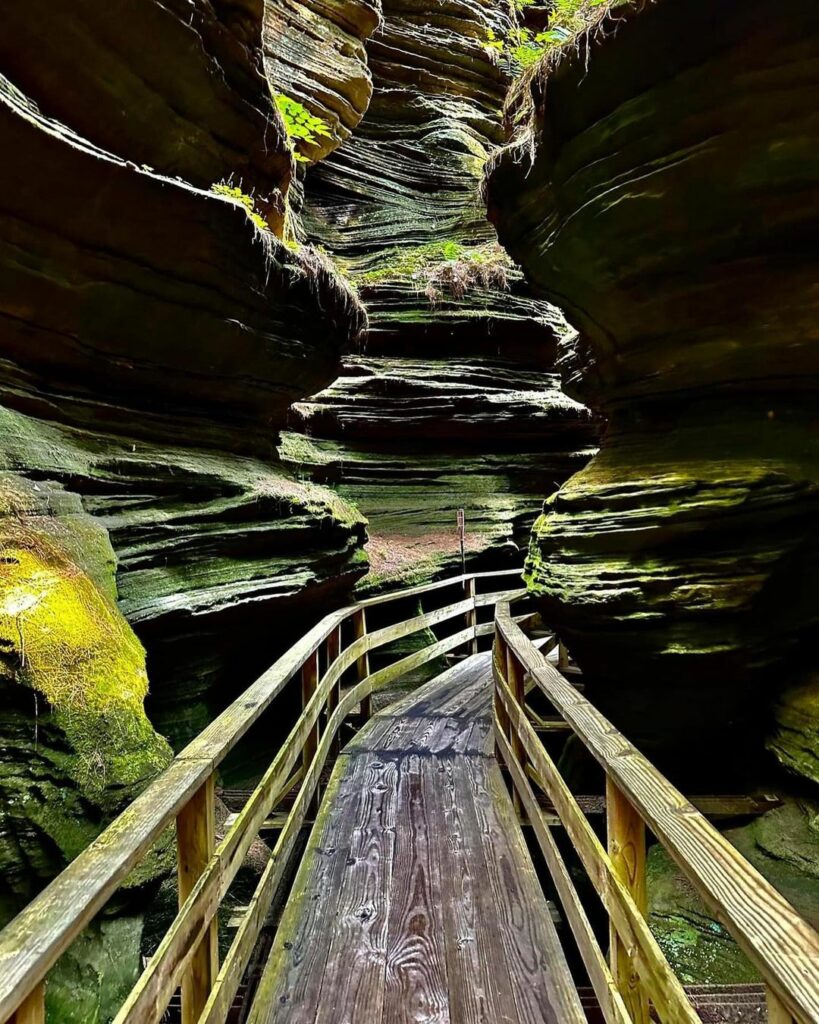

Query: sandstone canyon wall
[487,0,819,982]
[280,0,598,587]
[0,2,370,1016]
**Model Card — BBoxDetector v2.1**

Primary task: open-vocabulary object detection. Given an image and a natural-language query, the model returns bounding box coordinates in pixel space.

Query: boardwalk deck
[247,652,586,1024]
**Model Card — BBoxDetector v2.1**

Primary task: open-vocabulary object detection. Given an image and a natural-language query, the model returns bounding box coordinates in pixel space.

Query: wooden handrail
[493,601,819,1024]
[0,567,523,1024]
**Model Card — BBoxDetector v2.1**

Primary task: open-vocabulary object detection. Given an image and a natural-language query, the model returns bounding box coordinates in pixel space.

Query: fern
[275,93,332,162]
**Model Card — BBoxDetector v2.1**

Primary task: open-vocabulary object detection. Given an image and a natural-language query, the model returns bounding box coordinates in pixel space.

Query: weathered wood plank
[431,757,519,1024]
[247,756,363,1024]
[494,726,631,1024]
[464,756,587,1024]
[314,757,398,1024]
[495,604,819,1024]
[382,753,451,1024]
[494,672,699,1024]
[177,775,218,1024]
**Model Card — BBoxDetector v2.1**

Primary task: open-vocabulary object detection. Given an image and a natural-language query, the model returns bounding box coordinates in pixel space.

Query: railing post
[506,646,526,818]
[353,608,371,722]
[464,576,478,656]
[302,649,320,813]
[177,774,217,1024]
[606,776,649,1024]
[493,629,509,763]
[326,625,342,754]
[10,984,44,1024]
[766,988,795,1024]
[558,638,570,671]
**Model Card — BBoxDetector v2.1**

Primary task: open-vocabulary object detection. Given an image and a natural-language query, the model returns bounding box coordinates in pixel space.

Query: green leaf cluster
[275,93,332,163]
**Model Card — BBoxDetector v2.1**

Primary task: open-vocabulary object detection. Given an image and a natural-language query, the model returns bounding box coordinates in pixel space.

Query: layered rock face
[487,0,819,781]
[263,0,381,160]
[1,0,293,230]
[0,4,368,1016]
[283,0,597,587]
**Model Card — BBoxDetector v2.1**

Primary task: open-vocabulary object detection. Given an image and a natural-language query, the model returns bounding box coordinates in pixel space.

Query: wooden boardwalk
[247,652,586,1024]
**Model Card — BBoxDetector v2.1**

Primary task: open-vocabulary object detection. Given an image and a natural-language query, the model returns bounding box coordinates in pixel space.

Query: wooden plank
[353,608,372,722]
[9,985,44,1024]
[382,754,450,1024]
[506,647,526,818]
[493,726,631,1024]
[496,604,819,1024]
[302,650,320,813]
[494,673,699,1024]
[431,756,520,1024]
[313,757,398,1024]
[466,756,587,1024]
[606,778,649,1024]
[767,986,795,1024]
[177,775,217,1024]
[326,626,342,756]
[246,757,363,1024]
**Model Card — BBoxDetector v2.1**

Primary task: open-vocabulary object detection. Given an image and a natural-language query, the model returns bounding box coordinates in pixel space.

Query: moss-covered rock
[770,676,819,787]
[281,0,598,590]
[0,475,173,1020]
[648,801,819,984]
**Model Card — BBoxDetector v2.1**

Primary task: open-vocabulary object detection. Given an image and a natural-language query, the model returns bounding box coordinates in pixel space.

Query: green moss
[0,491,174,891]
[210,182,268,231]
[358,239,513,297]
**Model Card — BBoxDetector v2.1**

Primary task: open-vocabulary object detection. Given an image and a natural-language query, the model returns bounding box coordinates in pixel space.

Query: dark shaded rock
[486,0,819,779]
[0,76,363,457]
[0,0,293,228]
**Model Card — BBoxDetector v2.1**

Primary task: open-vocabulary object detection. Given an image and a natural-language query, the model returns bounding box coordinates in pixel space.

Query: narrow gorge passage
[0,0,818,1022]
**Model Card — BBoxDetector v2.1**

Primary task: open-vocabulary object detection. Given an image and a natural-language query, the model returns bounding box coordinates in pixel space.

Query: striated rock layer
[0,0,294,230]
[487,0,819,781]
[263,0,381,161]
[284,0,597,587]
[0,3,369,1015]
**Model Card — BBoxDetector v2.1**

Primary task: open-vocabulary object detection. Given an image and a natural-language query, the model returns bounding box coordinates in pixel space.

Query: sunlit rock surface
[263,0,380,161]
[487,0,819,779]
[285,0,597,588]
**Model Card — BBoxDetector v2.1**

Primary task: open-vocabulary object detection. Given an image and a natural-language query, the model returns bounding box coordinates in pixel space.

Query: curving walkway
[248,652,586,1024]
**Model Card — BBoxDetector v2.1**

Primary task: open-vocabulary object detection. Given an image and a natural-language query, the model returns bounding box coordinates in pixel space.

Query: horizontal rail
[0,568,523,1023]
[494,601,819,1024]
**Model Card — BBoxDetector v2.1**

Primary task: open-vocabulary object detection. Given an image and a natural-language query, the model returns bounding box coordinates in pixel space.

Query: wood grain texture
[249,652,585,1024]
[606,777,649,1024]
[177,775,218,1024]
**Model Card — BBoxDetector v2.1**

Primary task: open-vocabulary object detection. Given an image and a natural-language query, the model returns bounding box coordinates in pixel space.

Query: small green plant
[275,93,332,162]
[210,182,268,231]
[486,0,615,72]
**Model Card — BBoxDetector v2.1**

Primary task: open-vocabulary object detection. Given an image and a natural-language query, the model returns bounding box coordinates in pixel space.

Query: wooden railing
[0,568,523,1024]
[493,600,819,1024]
